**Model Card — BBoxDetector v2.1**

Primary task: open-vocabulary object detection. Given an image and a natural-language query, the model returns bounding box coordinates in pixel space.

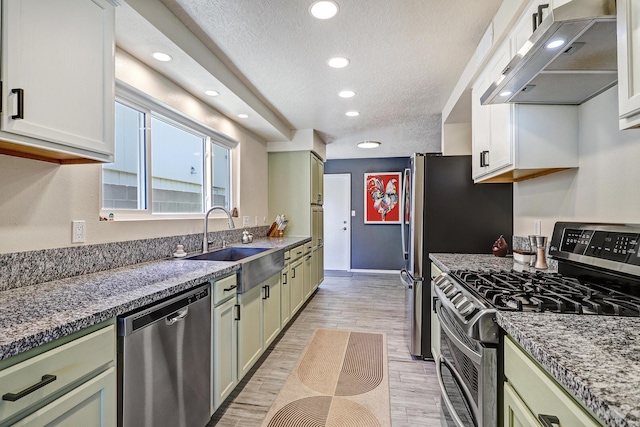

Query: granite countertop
[429,252,558,274]
[0,236,310,362]
[429,253,638,427]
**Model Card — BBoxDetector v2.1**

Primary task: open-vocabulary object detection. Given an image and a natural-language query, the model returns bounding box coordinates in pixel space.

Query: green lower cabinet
[290,257,304,315]
[237,284,264,381]
[12,368,115,427]
[262,274,281,348]
[213,296,238,412]
[504,337,604,427]
[503,382,542,427]
[0,323,116,427]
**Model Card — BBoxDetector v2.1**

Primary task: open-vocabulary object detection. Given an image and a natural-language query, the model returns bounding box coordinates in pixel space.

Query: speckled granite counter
[499,312,640,427]
[429,253,638,427]
[0,236,310,362]
[429,252,557,274]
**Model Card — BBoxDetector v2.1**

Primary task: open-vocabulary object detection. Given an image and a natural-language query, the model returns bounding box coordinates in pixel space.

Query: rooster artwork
[364,172,401,223]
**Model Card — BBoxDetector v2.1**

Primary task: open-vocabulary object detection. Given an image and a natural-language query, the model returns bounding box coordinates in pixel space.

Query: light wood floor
[208,272,442,426]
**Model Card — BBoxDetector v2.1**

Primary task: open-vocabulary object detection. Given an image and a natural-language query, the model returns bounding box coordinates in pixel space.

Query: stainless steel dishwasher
[118,283,211,427]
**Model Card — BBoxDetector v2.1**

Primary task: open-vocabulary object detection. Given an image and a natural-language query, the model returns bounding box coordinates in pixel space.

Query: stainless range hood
[481,0,617,105]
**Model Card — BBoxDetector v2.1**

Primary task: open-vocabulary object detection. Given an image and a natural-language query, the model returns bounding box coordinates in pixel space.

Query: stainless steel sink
[185,246,284,293]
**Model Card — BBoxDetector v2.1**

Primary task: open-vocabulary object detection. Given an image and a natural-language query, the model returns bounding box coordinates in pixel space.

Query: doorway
[323,174,351,271]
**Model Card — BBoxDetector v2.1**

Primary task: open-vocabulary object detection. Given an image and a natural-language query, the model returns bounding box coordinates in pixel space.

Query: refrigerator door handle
[400,268,424,287]
[400,167,410,261]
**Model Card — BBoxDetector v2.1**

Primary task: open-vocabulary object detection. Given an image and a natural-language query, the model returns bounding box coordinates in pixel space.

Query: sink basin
[186,247,270,261]
[185,246,284,293]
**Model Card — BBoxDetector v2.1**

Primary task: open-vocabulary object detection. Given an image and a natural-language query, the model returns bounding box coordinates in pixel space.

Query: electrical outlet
[243,216,250,227]
[534,220,541,235]
[72,220,86,243]
[263,216,267,224]
[351,210,356,217]
[255,216,259,225]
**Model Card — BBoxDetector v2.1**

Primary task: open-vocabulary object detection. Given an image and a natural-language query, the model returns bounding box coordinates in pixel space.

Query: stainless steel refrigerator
[400,154,513,359]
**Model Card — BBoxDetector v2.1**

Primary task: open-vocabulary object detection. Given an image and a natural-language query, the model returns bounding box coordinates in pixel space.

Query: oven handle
[437,306,482,365]
[435,354,478,427]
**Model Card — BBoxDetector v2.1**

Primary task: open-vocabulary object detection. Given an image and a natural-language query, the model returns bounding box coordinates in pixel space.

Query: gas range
[434,222,640,344]
[434,222,640,427]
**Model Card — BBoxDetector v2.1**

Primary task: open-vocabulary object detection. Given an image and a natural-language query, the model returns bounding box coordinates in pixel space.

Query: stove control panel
[551,223,640,272]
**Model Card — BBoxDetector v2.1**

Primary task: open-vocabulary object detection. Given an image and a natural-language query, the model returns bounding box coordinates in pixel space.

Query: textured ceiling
[139,0,502,159]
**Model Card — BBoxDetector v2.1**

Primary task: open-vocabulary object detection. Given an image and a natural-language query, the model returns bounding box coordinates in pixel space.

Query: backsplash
[0,226,269,292]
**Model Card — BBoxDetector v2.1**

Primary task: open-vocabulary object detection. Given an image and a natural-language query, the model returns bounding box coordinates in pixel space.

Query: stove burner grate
[450,270,640,316]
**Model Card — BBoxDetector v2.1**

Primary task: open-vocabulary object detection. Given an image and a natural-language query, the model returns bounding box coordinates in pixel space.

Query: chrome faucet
[203,206,235,252]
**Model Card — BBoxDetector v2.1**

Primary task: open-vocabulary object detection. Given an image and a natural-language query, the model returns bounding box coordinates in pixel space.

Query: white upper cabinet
[0,0,115,163]
[471,0,579,183]
[617,0,640,129]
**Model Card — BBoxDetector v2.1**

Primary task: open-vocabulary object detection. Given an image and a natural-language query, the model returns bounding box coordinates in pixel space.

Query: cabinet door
[262,274,281,348]
[213,297,237,411]
[486,38,514,175]
[281,266,291,327]
[504,382,543,427]
[303,253,313,300]
[290,258,304,315]
[618,0,640,129]
[472,69,492,179]
[1,0,114,160]
[317,246,324,287]
[317,156,324,205]
[311,155,320,204]
[12,368,115,427]
[237,285,263,380]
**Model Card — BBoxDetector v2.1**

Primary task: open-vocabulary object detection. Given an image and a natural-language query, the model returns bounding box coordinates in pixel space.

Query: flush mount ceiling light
[546,39,566,49]
[238,114,249,119]
[357,140,381,149]
[205,90,219,97]
[309,1,339,19]
[152,51,172,62]
[328,56,350,68]
[338,90,355,98]
[345,111,359,117]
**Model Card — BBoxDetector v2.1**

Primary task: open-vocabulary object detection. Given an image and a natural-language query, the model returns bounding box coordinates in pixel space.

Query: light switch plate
[243,216,250,227]
[72,220,86,243]
[351,210,356,217]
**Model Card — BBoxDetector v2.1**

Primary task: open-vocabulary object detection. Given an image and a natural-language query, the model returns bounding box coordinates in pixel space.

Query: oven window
[440,332,478,426]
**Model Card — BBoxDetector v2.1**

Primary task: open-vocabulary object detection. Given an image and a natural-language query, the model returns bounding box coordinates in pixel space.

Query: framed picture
[364,172,402,224]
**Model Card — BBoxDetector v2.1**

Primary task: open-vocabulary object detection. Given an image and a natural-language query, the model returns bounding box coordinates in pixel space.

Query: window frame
[100,82,238,221]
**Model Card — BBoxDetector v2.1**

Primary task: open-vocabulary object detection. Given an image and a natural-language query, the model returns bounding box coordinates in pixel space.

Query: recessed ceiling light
[238,114,249,119]
[499,90,512,97]
[152,51,172,62]
[345,111,359,117]
[205,90,219,97]
[309,1,339,19]
[339,90,355,98]
[328,56,350,68]
[546,39,566,49]
[357,140,381,149]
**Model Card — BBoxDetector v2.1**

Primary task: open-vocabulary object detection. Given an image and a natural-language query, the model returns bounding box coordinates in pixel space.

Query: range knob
[445,286,459,298]
[454,295,469,309]
[459,302,476,317]
[451,294,466,306]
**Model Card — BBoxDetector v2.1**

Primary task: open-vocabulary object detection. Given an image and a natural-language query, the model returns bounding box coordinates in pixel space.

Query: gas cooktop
[449,269,640,316]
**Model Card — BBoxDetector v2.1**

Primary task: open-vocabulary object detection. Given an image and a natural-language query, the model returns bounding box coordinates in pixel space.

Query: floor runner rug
[261,328,391,427]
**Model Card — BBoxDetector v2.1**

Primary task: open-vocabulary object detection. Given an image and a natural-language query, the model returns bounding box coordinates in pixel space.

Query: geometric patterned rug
[261,329,391,427]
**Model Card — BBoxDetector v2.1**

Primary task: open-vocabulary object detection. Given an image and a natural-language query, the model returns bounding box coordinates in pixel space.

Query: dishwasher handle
[166,308,189,325]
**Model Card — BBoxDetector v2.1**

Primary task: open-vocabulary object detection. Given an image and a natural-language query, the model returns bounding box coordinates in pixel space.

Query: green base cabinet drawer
[504,337,603,427]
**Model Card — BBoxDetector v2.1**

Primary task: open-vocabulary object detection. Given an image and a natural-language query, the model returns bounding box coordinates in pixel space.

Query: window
[102,91,235,217]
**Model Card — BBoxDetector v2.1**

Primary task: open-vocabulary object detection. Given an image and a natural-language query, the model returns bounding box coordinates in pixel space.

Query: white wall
[514,87,640,237]
[0,50,269,254]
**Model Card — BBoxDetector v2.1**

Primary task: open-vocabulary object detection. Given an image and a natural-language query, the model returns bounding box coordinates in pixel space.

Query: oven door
[436,302,497,427]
